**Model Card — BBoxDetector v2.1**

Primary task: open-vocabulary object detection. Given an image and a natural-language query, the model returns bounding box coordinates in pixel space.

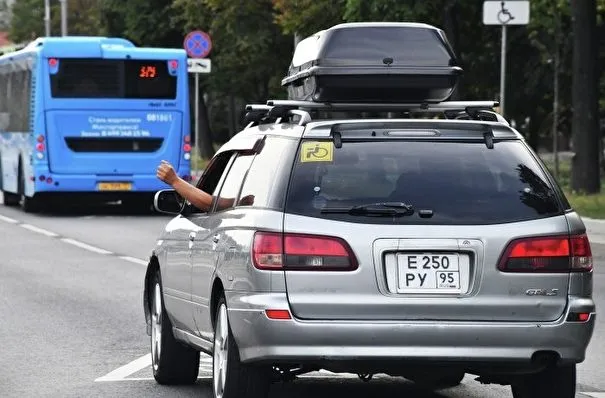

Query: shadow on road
[138,378,469,398]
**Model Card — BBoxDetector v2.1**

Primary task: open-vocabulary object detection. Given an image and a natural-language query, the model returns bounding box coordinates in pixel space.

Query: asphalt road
[1,199,604,398]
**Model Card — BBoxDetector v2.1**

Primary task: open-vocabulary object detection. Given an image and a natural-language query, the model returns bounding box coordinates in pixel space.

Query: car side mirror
[154,189,185,214]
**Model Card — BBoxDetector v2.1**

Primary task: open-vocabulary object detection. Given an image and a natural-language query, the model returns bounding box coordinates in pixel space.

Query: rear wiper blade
[321,202,415,217]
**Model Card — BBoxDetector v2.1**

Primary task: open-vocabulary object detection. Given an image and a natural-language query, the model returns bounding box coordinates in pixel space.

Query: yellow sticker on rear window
[300,141,334,163]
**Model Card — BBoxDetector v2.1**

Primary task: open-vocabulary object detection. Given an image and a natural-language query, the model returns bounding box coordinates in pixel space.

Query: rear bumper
[31,169,190,193]
[226,292,595,370]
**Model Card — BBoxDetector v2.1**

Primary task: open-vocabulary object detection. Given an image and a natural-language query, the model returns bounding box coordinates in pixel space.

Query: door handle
[189,232,197,241]
[212,234,221,244]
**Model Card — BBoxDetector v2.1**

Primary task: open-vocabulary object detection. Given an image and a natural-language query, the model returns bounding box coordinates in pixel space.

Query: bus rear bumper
[31,170,192,193]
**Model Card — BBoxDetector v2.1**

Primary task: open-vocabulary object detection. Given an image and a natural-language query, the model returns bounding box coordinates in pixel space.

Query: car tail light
[498,234,592,273]
[252,232,358,271]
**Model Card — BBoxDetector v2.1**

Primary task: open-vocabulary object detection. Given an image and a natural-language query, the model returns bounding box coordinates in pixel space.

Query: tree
[571,0,600,193]
[99,0,182,47]
[174,0,293,146]
[7,0,103,42]
[0,0,11,31]
[272,0,346,38]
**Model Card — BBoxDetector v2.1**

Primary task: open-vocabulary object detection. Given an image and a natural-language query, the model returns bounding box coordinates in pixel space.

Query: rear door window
[285,139,563,225]
[213,153,255,212]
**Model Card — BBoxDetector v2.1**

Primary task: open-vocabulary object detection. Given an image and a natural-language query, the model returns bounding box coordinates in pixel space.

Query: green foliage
[99,0,182,47]
[7,0,103,42]
[272,0,346,37]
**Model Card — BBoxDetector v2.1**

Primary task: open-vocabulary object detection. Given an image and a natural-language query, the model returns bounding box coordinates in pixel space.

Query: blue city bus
[0,36,192,212]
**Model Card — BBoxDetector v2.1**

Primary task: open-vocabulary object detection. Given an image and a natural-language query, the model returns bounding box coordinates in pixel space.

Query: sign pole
[59,0,67,36]
[44,0,51,37]
[499,24,507,118]
[483,1,530,119]
[183,30,212,171]
[194,72,200,159]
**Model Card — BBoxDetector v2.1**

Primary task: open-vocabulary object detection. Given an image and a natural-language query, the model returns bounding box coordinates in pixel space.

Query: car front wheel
[511,364,576,398]
[213,296,271,398]
[150,272,200,384]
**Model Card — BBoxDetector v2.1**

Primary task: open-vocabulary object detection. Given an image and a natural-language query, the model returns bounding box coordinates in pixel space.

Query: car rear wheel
[150,272,200,384]
[213,296,271,398]
[511,364,576,398]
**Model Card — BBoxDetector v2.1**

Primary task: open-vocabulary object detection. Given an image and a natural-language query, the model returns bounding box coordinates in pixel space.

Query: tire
[2,191,20,206]
[407,370,465,389]
[0,160,20,206]
[511,364,576,398]
[17,166,40,213]
[150,271,200,384]
[212,296,271,398]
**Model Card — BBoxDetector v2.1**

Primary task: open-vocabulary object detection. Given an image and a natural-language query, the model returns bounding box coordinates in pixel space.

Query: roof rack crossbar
[243,99,504,128]
[265,99,499,112]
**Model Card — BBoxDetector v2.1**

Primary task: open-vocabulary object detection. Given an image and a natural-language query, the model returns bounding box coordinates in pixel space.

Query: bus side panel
[0,54,36,197]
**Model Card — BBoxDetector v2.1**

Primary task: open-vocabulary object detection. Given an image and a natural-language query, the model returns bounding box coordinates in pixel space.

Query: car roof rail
[243,99,506,128]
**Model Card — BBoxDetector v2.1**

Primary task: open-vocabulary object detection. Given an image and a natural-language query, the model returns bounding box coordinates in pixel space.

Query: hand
[238,194,255,206]
[157,160,178,186]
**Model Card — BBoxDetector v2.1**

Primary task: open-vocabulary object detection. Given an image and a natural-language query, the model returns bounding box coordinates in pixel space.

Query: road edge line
[119,256,148,266]
[20,223,59,237]
[61,238,113,255]
[0,214,18,224]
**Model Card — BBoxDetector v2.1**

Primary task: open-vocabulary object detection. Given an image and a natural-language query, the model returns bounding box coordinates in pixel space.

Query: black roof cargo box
[282,22,463,103]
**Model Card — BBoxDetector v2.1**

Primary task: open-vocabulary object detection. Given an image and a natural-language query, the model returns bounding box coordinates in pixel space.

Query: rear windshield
[285,139,563,225]
[50,59,177,99]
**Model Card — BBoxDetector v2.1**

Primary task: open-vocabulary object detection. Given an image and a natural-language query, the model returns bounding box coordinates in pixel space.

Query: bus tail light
[37,135,45,143]
[36,142,45,152]
[183,135,192,160]
[169,60,178,69]
[48,58,59,74]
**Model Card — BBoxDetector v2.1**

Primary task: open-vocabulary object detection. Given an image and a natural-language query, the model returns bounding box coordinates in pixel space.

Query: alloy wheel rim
[151,283,162,372]
[213,303,229,398]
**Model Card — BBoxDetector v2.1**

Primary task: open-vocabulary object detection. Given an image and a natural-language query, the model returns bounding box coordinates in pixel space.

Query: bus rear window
[49,59,177,99]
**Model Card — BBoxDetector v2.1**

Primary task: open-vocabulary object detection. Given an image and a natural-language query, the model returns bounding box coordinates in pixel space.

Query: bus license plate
[397,253,462,294]
[97,182,132,191]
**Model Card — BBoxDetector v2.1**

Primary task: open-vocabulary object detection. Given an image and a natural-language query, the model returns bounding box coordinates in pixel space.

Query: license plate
[97,182,132,191]
[397,253,462,294]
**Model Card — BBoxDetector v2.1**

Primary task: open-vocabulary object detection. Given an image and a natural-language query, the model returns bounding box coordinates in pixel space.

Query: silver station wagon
[143,23,595,398]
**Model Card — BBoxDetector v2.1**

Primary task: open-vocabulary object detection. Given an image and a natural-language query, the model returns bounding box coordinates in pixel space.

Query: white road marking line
[61,238,113,255]
[583,394,605,398]
[0,214,18,224]
[20,223,58,237]
[119,256,148,266]
[114,377,213,381]
[95,354,152,382]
